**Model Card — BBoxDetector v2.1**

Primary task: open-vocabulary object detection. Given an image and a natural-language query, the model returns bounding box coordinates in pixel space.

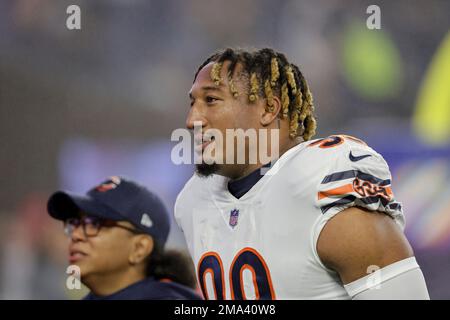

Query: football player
[175,48,430,299]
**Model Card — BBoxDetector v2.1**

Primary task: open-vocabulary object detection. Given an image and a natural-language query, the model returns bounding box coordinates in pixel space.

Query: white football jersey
[175,135,405,300]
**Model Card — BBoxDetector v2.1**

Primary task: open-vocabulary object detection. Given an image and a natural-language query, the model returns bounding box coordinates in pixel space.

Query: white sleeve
[313,140,405,254]
[311,137,407,271]
[344,257,430,300]
[316,140,404,225]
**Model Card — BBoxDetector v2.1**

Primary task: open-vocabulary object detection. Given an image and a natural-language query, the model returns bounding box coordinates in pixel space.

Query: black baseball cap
[47,176,170,246]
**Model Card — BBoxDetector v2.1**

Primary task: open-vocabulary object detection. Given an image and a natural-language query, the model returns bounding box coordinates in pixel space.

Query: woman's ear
[260,95,282,126]
[129,235,154,265]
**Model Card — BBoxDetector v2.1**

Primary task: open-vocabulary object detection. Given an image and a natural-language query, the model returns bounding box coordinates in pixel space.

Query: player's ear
[129,235,154,265]
[260,95,281,127]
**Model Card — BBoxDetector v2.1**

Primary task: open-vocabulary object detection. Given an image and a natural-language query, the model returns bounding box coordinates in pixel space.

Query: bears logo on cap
[95,176,121,192]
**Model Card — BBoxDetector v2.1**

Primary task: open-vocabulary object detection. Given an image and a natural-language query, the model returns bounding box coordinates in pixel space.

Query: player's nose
[186,106,207,130]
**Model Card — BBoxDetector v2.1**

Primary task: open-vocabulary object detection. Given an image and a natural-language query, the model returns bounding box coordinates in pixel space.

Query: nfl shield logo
[229,209,239,228]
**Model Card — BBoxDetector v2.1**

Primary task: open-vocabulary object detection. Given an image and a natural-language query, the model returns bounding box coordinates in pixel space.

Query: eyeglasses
[64,216,144,238]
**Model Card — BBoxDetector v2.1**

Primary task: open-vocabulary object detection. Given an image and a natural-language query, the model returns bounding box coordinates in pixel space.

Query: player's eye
[205,96,220,104]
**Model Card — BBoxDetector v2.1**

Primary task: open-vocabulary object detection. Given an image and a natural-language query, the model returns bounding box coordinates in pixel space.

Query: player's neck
[83,268,146,297]
[229,139,300,181]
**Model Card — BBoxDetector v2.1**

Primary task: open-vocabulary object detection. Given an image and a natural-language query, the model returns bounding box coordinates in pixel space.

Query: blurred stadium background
[0,0,449,299]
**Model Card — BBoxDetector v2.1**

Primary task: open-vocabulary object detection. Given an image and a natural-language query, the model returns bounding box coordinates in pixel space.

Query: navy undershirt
[227,163,272,199]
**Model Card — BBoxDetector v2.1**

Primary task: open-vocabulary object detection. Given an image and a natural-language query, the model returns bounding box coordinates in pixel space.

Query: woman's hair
[145,242,197,289]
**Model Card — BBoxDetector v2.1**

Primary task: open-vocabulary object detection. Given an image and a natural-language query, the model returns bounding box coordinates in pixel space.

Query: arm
[317,206,429,299]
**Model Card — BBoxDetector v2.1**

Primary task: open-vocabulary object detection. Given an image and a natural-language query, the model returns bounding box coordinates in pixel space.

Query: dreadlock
[193,48,317,141]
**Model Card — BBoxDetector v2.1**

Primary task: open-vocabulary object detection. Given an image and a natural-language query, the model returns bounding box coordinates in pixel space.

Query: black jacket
[83,277,202,300]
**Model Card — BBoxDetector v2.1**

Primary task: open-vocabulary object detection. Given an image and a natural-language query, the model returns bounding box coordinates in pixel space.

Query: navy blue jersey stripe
[321,169,390,185]
[388,202,402,211]
[321,195,397,214]
[321,170,357,183]
[320,195,356,214]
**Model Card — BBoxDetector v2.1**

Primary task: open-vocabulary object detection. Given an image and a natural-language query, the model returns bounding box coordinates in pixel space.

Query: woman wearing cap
[47,176,201,300]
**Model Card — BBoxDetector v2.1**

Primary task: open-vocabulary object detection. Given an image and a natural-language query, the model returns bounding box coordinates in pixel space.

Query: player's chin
[195,162,219,177]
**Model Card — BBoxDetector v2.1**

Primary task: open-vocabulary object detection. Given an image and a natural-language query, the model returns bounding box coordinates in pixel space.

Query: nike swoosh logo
[349,151,372,162]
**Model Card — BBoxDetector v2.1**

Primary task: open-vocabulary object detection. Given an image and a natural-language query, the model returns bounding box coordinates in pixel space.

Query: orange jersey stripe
[386,186,393,196]
[318,184,354,200]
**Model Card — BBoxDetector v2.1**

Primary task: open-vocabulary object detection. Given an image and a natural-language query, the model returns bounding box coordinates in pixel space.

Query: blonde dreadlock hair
[193,48,317,141]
